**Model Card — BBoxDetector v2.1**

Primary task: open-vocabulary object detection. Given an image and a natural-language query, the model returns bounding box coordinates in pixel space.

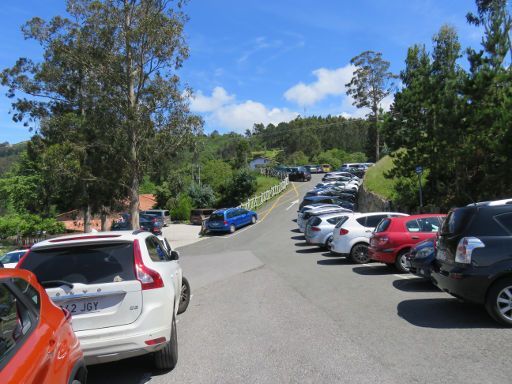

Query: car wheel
[251,216,257,224]
[177,277,190,315]
[485,277,512,327]
[325,235,333,249]
[350,243,370,264]
[154,313,178,370]
[395,250,410,273]
[229,224,236,233]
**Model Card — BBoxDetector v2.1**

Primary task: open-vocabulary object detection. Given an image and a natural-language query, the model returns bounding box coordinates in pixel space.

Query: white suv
[330,212,408,263]
[18,230,182,369]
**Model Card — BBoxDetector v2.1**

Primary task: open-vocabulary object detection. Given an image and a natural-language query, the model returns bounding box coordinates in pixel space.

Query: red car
[369,214,446,272]
[0,268,87,384]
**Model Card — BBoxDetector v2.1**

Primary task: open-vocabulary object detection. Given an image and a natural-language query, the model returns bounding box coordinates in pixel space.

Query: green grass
[255,175,280,195]
[363,155,396,200]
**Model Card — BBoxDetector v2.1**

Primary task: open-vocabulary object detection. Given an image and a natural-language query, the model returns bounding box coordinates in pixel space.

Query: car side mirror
[170,250,180,260]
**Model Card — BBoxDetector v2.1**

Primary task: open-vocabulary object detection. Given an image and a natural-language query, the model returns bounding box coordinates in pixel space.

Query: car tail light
[455,237,485,264]
[224,221,228,225]
[133,239,164,290]
[339,228,349,235]
[311,227,321,232]
[145,337,166,345]
[16,249,31,269]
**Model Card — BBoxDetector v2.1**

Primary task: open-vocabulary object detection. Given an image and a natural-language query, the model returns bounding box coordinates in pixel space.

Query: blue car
[206,208,258,233]
[406,236,436,278]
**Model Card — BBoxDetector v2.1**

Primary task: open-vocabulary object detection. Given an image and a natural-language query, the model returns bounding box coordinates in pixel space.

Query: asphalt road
[89,175,512,383]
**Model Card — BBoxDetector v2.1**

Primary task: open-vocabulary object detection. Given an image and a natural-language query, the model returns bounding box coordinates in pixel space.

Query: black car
[339,167,365,178]
[304,189,356,203]
[431,199,512,326]
[299,195,355,211]
[407,236,436,279]
[287,167,311,182]
[112,213,163,235]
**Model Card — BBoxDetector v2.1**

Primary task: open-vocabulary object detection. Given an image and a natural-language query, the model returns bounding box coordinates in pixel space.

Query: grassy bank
[364,155,396,199]
[255,175,280,195]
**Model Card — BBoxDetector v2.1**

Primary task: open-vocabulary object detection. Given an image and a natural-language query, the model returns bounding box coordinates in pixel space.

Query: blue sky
[0,0,482,143]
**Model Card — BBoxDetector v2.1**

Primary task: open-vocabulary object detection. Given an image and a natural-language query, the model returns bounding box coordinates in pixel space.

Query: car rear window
[375,218,391,233]
[441,209,474,235]
[21,243,136,285]
[327,216,347,225]
[210,212,224,221]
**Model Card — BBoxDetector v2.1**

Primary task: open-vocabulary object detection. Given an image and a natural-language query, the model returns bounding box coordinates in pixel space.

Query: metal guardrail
[238,176,290,211]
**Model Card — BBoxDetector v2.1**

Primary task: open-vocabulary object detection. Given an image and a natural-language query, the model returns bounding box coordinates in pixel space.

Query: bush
[0,213,65,239]
[219,169,257,206]
[285,151,309,166]
[187,183,216,208]
[170,193,193,221]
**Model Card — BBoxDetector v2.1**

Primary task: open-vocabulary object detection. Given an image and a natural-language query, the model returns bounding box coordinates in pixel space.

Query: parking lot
[88,174,512,383]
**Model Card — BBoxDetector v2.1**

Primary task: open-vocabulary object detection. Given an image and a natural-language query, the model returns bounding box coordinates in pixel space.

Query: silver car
[304,212,352,248]
[298,206,350,233]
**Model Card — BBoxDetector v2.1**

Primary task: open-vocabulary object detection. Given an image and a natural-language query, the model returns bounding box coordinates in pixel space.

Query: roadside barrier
[238,176,290,211]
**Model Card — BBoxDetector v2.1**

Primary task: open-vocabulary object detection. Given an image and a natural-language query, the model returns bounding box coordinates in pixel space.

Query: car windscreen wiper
[40,280,74,289]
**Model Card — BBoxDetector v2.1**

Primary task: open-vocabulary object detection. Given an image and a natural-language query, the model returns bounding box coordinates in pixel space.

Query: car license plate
[60,300,100,314]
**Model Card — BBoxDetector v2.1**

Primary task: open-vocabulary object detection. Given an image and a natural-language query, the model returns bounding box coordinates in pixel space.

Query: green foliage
[0,213,65,239]
[255,175,280,195]
[285,151,309,166]
[139,175,158,194]
[187,183,216,208]
[0,142,27,175]
[313,149,367,169]
[201,160,233,193]
[170,194,193,222]
[219,169,257,206]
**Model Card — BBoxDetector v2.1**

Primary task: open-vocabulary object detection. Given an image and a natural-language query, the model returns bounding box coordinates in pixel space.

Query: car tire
[177,277,190,315]
[395,250,410,273]
[350,243,370,264]
[485,277,512,327]
[325,235,333,250]
[229,224,236,233]
[154,313,178,370]
[251,216,257,224]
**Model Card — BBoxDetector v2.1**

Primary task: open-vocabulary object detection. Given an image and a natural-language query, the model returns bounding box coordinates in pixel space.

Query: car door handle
[411,236,420,240]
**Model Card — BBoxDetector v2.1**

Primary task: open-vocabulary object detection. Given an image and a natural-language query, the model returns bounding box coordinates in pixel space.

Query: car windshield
[0,251,25,264]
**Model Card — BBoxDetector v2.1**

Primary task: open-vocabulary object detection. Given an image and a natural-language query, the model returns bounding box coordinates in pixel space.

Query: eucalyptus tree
[346,51,397,161]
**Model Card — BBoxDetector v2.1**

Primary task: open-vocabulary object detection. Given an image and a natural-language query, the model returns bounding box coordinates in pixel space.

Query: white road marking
[286,199,299,211]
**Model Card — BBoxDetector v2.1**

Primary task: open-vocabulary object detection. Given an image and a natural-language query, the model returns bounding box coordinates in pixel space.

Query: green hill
[363,155,396,200]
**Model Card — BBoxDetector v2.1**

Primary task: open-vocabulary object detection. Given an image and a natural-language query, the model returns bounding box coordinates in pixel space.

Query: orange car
[0,268,87,384]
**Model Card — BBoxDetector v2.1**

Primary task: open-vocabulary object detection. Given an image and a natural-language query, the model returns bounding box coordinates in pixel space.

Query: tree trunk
[100,207,108,231]
[129,172,140,230]
[83,204,92,233]
[374,102,380,161]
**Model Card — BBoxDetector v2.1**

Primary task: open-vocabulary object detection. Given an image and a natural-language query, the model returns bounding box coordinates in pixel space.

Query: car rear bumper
[330,241,350,254]
[431,264,488,304]
[369,247,397,264]
[76,293,174,364]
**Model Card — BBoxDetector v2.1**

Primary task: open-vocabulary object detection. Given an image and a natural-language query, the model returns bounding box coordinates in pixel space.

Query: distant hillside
[0,141,27,175]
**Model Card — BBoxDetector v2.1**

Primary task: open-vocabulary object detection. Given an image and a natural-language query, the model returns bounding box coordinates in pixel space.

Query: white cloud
[189,87,299,133]
[284,64,356,107]
[213,100,298,132]
[189,86,235,113]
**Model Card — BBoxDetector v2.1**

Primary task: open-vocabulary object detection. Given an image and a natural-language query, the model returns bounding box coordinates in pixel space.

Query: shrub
[170,193,193,221]
[219,169,257,206]
[187,183,216,208]
[0,213,65,239]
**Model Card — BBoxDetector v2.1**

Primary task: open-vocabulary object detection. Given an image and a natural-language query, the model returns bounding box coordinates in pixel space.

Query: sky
[0,0,483,144]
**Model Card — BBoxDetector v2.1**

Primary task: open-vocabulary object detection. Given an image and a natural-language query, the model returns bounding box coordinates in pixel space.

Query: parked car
[111,213,163,235]
[330,212,409,263]
[298,206,352,233]
[287,166,311,181]
[321,164,332,173]
[190,208,215,225]
[157,235,190,315]
[141,209,171,227]
[338,167,365,178]
[407,236,436,279]
[0,249,27,268]
[369,214,446,272]
[297,203,340,223]
[19,231,182,369]
[206,208,257,233]
[0,268,86,384]
[305,189,357,203]
[304,165,320,174]
[431,199,512,326]
[299,195,356,211]
[305,212,350,248]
